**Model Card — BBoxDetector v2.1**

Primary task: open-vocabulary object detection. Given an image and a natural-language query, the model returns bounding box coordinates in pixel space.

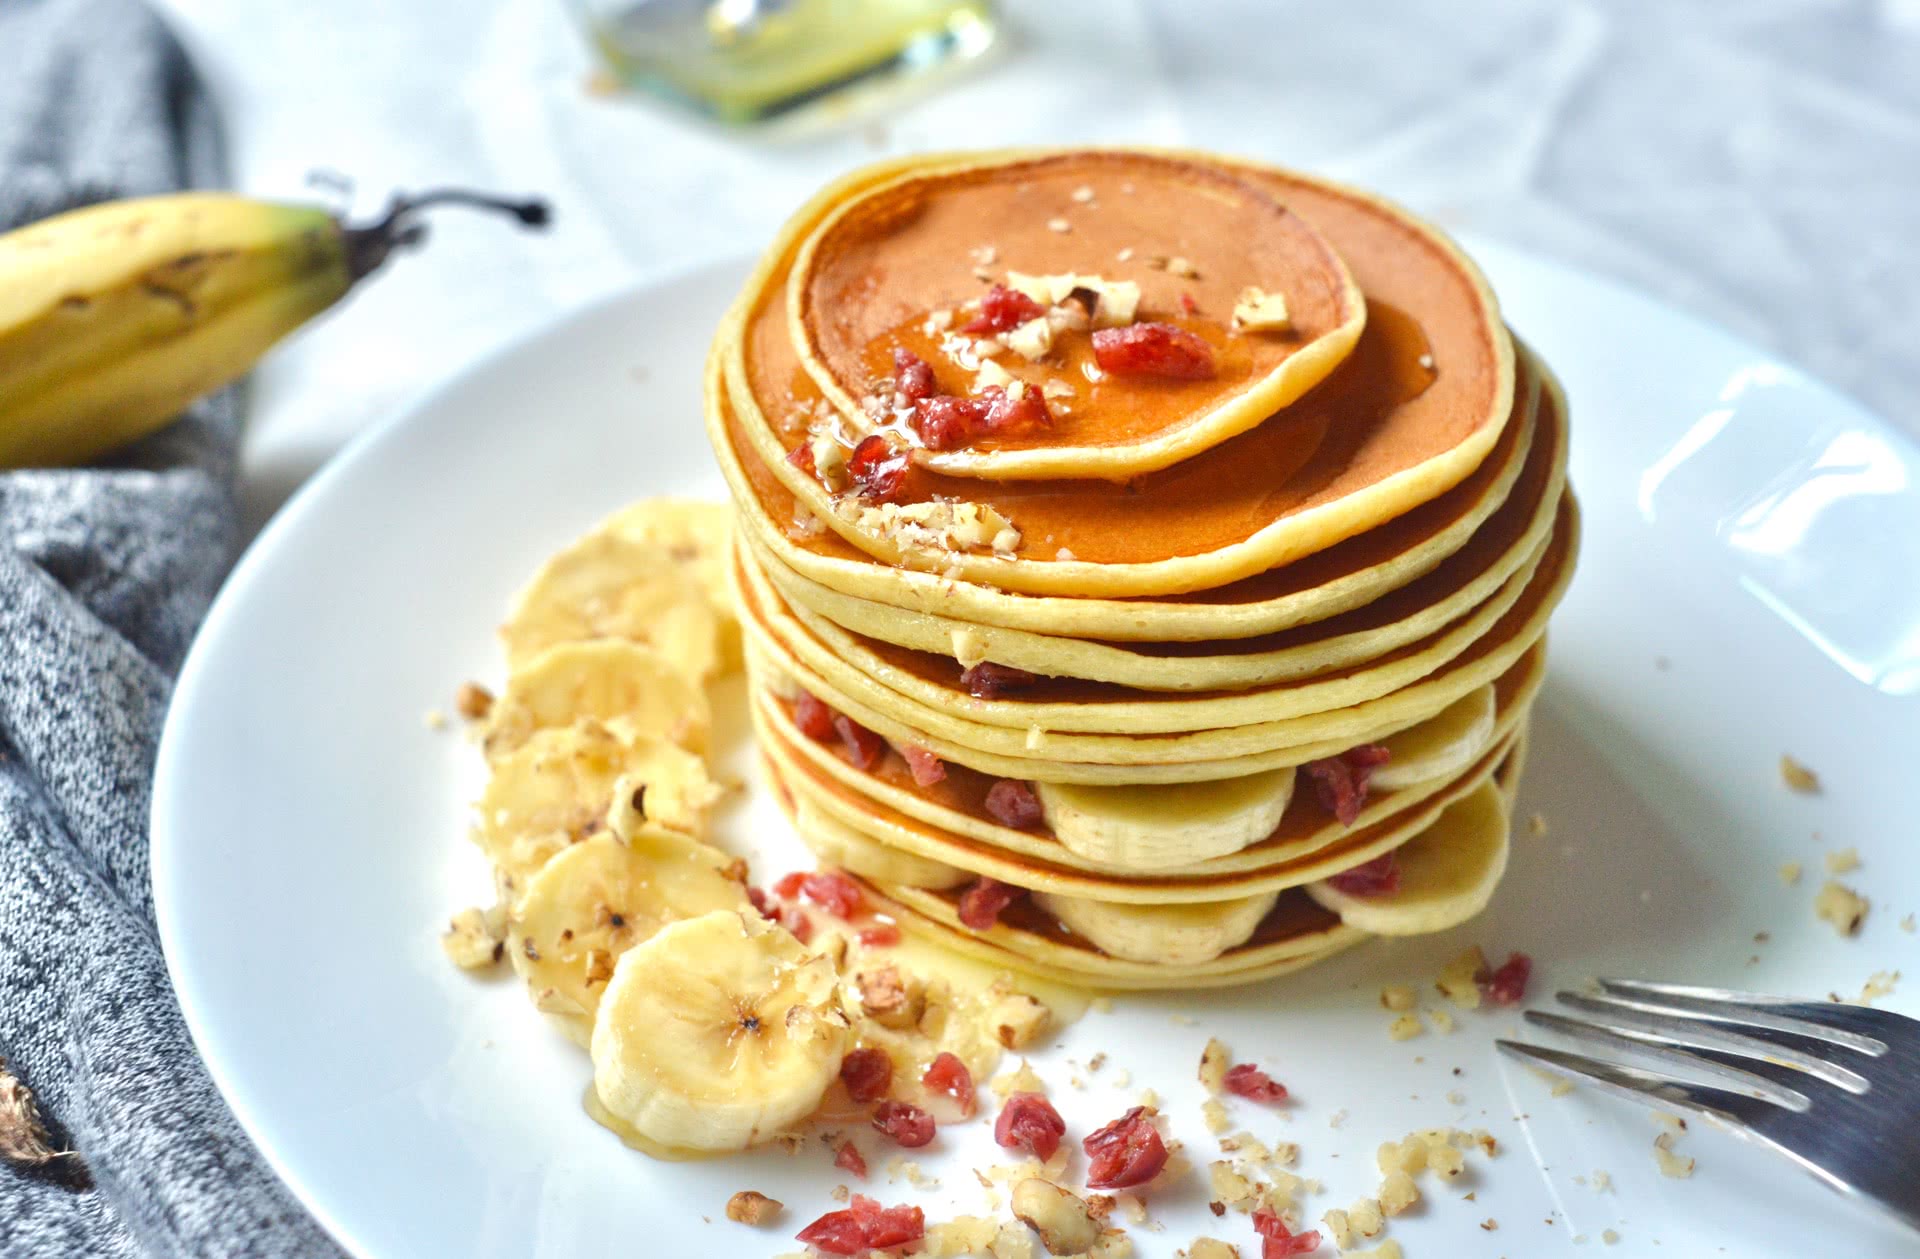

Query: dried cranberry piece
[1224,1063,1289,1104]
[962,284,1047,335]
[796,1195,924,1255]
[900,744,946,787]
[871,1099,936,1148]
[787,911,814,944]
[858,922,902,948]
[786,441,817,475]
[1083,1106,1168,1189]
[893,348,937,402]
[848,434,910,502]
[984,780,1044,830]
[980,384,1051,439]
[1325,852,1400,898]
[1302,743,1392,826]
[792,871,865,919]
[960,661,1037,699]
[1179,291,1199,315]
[773,871,809,899]
[834,1138,868,1180]
[909,393,991,450]
[1477,951,1533,1006]
[1253,1207,1322,1257]
[840,1047,893,1103]
[921,1051,976,1117]
[747,886,776,919]
[995,1091,1066,1161]
[832,713,886,771]
[1091,322,1217,380]
[957,876,1021,930]
[793,691,837,741]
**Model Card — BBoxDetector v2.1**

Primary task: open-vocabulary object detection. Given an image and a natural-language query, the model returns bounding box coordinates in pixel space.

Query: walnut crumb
[725,1190,782,1225]
[1815,880,1869,936]
[1780,755,1820,793]
[1388,1012,1425,1041]
[441,907,505,969]
[1047,217,1072,234]
[1824,846,1861,875]
[1379,984,1416,1012]
[1528,812,1549,837]
[1653,1130,1694,1178]
[1603,1229,1621,1244]
[454,681,494,721]
[422,709,448,731]
[1779,860,1804,886]
[1902,913,1916,933]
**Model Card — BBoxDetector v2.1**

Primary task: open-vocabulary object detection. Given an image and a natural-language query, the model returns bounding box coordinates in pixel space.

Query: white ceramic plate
[154,240,1920,1259]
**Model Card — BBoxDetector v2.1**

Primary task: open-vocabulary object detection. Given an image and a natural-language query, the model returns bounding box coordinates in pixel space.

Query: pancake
[787,151,1367,480]
[715,147,1516,598]
[748,357,1563,689]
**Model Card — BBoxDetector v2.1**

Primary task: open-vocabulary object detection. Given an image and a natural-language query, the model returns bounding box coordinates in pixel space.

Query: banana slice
[603,498,741,672]
[478,722,723,887]
[1034,768,1294,870]
[791,794,973,890]
[507,830,751,1044]
[501,532,722,679]
[1305,781,1509,935]
[1032,889,1278,966]
[591,909,850,1151]
[485,640,710,759]
[1369,685,1498,791]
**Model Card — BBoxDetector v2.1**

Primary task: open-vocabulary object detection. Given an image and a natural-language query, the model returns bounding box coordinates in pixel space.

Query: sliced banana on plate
[507,829,751,1044]
[591,909,851,1152]
[485,640,710,759]
[1034,768,1294,870]
[500,531,722,680]
[1369,684,1498,792]
[1305,780,1509,935]
[477,722,723,887]
[1032,888,1278,966]
[602,498,740,671]
[792,794,973,890]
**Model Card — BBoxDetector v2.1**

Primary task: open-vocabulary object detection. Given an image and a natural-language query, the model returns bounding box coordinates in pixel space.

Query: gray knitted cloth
[0,1,345,1255]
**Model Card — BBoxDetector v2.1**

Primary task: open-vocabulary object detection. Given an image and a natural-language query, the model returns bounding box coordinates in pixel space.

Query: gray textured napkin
[0,1,345,1255]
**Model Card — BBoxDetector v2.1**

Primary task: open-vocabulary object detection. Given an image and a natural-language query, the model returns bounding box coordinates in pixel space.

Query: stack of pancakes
[705,149,1576,990]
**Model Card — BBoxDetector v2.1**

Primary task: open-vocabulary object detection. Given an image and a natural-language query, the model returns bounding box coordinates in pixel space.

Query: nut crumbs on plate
[1779,754,1820,793]
[1779,860,1803,886]
[724,1189,782,1225]
[1824,846,1861,874]
[1814,880,1869,935]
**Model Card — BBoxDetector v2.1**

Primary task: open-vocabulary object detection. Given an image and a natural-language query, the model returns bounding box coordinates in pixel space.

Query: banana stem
[341,188,552,280]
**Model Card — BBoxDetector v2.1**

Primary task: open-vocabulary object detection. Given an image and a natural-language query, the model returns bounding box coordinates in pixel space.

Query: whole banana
[0,188,548,469]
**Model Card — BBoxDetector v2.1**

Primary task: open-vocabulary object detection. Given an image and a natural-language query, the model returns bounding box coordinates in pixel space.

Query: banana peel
[0,188,548,469]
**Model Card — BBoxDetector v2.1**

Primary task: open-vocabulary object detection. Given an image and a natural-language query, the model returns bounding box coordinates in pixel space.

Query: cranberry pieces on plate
[1083,1105,1168,1189]
[921,1051,976,1117]
[1091,321,1216,379]
[796,1194,924,1255]
[871,1099,935,1148]
[839,1047,893,1104]
[1223,1062,1289,1104]
[995,1091,1066,1161]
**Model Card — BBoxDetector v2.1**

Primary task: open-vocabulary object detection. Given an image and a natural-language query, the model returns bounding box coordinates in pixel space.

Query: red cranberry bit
[871,1099,936,1148]
[1253,1208,1322,1257]
[901,744,947,787]
[957,876,1022,930]
[984,779,1044,830]
[834,1139,868,1180]
[921,1051,976,1117]
[981,384,1052,439]
[773,871,809,899]
[1302,743,1392,826]
[848,434,910,502]
[796,1195,924,1255]
[910,393,992,451]
[792,691,837,741]
[840,1048,894,1103]
[747,886,777,919]
[1179,291,1199,315]
[892,348,937,402]
[786,441,817,475]
[1477,951,1533,1006]
[787,911,814,944]
[857,922,902,948]
[995,1091,1066,1161]
[962,284,1047,335]
[795,870,865,919]
[832,713,886,771]
[960,661,1038,699]
[1091,322,1217,380]
[1083,1106,1169,1189]
[1224,1063,1289,1104]
[1325,852,1400,898]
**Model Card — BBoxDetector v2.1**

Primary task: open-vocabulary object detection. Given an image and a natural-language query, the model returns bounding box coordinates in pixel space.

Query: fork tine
[1495,1038,1768,1130]
[1526,1010,1812,1110]
[1553,993,1872,1095]
[1594,979,1889,1055]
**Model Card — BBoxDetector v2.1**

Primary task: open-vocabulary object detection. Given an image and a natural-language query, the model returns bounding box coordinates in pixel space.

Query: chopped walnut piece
[1851,970,1900,1006]
[857,965,912,1020]
[992,1059,1049,1100]
[1779,860,1804,886]
[1653,1130,1695,1178]
[1187,1240,1237,1259]
[1815,880,1869,935]
[1231,287,1291,332]
[1779,755,1820,793]
[1198,1038,1232,1094]
[441,907,504,969]
[1166,256,1200,278]
[1351,1244,1403,1259]
[1436,946,1488,1009]
[1201,1099,1230,1135]
[1825,846,1861,875]
[454,682,494,721]
[1378,1169,1419,1215]
[1013,1177,1101,1255]
[1429,1007,1457,1034]
[582,948,615,988]
[1387,1013,1425,1041]
[1047,217,1072,234]
[1528,811,1549,837]
[1603,1228,1622,1245]
[1379,984,1416,1012]
[1320,1208,1353,1249]
[725,1190,782,1225]
[1902,913,1916,933]
[1427,1142,1466,1179]
[990,990,1053,1049]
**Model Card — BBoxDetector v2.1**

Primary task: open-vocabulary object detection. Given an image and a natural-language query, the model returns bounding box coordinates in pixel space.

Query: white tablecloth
[147,0,1920,535]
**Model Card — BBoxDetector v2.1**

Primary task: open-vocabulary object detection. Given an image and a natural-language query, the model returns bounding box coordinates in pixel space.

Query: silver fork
[1495,978,1920,1232]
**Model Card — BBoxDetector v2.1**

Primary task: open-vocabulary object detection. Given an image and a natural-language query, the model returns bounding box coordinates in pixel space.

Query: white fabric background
[146,0,1920,535]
